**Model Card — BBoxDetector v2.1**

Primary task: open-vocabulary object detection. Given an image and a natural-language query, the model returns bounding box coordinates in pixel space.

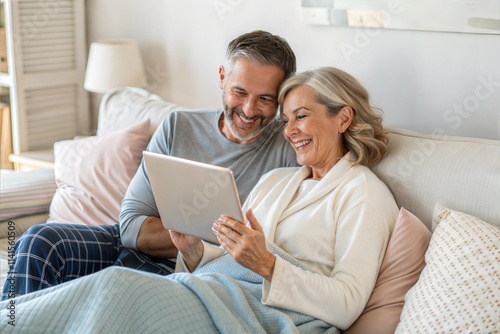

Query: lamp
[84,39,145,93]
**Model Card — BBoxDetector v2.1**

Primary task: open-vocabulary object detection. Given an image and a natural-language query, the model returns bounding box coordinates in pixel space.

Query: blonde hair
[278,67,388,166]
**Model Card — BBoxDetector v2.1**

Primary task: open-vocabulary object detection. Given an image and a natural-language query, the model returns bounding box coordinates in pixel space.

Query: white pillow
[395,203,500,333]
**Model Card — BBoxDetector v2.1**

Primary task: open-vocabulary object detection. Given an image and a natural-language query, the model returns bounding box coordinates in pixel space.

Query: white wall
[86,0,500,140]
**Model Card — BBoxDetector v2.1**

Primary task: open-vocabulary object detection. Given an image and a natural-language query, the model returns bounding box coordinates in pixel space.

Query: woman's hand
[212,209,276,281]
[169,231,203,272]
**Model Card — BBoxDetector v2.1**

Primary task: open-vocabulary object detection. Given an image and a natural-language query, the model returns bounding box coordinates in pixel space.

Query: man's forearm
[136,217,178,258]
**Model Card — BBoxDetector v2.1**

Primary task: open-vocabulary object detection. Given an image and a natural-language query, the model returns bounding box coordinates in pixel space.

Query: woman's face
[282,86,346,179]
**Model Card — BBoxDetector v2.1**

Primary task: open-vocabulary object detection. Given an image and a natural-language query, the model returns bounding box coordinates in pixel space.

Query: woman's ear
[339,106,353,133]
[218,65,225,89]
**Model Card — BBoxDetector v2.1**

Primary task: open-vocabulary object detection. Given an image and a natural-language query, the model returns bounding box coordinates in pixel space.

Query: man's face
[219,58,285,144]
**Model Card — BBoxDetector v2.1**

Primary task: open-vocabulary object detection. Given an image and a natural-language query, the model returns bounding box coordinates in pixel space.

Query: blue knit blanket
[0,254,338,333]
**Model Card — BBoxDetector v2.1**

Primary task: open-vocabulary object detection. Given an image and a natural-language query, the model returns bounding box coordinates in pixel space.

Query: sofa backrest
[98,88,499,231]
[371,128,500,230]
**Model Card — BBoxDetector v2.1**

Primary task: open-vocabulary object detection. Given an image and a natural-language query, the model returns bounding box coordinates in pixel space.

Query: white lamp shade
[84,39,146,93]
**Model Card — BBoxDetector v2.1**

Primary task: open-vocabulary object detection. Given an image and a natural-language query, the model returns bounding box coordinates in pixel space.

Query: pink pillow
[48,120,150,226]
[345,207,431,334]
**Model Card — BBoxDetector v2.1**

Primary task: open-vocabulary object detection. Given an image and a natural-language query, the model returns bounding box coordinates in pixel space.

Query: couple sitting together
[1,30,397,333]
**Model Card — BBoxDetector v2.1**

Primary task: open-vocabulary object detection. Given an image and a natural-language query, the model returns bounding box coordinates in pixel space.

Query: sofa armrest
[0,169,56,222]
[0,213,49,239]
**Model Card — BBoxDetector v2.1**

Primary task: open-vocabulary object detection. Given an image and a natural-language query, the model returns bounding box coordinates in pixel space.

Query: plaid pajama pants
[2,223,175,300]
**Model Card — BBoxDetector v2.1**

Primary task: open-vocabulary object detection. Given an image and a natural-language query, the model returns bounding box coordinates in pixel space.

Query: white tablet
[143,151,245,244]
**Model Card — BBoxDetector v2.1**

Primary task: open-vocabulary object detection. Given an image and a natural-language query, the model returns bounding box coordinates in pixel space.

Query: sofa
[0,87,498,333]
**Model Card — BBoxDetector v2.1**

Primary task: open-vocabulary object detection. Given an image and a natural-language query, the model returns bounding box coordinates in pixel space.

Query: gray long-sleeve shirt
[119,109,298,249]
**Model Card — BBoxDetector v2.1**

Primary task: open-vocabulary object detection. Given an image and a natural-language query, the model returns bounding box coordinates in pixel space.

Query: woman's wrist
[259,253,276,282]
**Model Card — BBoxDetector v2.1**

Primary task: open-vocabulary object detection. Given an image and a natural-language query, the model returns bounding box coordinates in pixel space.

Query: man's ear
[339,106,353,133]
[218,65,225,89]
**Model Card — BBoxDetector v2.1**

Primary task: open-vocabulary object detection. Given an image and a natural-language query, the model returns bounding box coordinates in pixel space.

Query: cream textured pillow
[345,207,431,334]
[395,203,500,334]
[48,120,150,226]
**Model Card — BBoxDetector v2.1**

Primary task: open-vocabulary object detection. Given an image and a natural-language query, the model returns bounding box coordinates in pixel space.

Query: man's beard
[223,105,272,142]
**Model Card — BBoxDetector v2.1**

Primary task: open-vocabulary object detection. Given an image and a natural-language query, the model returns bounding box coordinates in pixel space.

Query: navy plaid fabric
[2,223,175,300]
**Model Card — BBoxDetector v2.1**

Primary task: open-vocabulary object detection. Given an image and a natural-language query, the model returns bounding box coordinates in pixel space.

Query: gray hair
[224,30,296,79]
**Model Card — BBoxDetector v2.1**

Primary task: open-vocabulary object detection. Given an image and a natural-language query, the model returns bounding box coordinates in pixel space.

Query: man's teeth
[295,139,311,148]
[237,113,256,124]
[239,114,255,124]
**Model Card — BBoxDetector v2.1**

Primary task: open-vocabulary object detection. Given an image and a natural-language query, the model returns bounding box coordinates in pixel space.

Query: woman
[0,67,398,333]
[172,66,398,328]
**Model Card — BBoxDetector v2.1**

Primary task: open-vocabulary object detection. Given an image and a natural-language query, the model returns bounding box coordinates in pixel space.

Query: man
[2,30,298,299]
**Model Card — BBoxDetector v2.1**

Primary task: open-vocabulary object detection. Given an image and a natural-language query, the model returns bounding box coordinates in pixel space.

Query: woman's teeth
[294,139,311,149]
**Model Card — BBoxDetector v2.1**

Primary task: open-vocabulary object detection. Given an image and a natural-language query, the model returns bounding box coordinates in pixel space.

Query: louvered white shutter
[4,0,89,153]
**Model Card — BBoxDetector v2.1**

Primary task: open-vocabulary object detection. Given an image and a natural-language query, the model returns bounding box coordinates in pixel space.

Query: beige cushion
[345,207,431,334]
[395,203,500,333]
[371,128,500,230]
[48,120,150,226]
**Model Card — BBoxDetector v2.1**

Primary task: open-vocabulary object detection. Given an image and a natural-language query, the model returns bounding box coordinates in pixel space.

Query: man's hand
[136,216,178,258]
[169,231,203,272]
